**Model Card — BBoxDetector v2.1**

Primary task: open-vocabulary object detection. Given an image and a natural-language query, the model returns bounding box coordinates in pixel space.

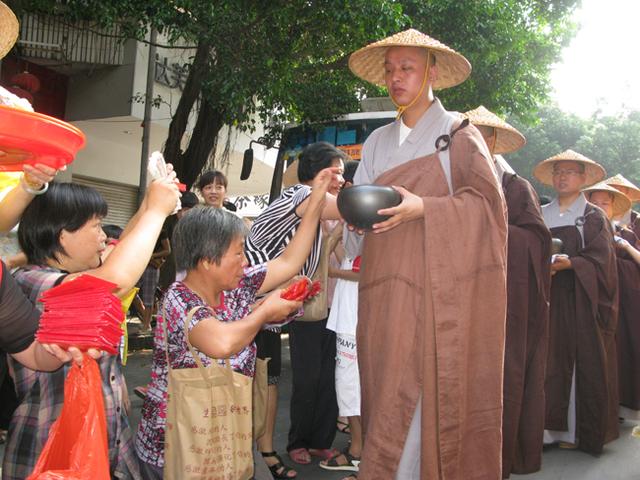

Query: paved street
[1,334,638,479]
[123,335,640,480]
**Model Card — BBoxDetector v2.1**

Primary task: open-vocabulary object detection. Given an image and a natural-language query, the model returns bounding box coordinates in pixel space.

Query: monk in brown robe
[605,174,640,246]
[346,30,507,480]
[534,152,619,454]
[465,106,551,478]
[586,183,640,420]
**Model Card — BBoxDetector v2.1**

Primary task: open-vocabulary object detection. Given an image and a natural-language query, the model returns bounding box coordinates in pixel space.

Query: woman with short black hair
[246,141,345,476]
[4,177,179,480]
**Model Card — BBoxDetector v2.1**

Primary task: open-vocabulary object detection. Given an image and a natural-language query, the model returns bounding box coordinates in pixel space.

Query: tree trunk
[180,98,225,188]
[162,39,224,187]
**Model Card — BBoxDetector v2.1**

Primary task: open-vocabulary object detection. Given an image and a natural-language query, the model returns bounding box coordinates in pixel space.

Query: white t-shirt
[399,117,412,146]
[326,257,359,335]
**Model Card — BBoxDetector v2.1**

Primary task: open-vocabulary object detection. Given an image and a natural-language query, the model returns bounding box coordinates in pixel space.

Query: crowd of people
[0,8,639,480]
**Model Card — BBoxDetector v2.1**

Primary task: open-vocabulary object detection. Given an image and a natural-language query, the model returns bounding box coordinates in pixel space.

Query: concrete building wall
[64,40,138,121]
[66,31,274,193]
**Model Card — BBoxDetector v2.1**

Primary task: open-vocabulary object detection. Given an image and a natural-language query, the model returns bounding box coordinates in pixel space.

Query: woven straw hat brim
[0,2,19,60]
[348,29,471,90]
[533,150,606,187]
[464,106,526,154]
[583,182,632,218]
[604,174,640,202]
[282,159,300,188]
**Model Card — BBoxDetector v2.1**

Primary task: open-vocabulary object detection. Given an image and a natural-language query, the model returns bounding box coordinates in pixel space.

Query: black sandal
[319,448,360,472]
[337,419,351,435]
[260,451,297,479]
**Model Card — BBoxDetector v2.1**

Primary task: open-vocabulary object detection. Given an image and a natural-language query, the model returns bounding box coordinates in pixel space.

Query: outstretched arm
[258,168,339,294]
[0,164,58,234]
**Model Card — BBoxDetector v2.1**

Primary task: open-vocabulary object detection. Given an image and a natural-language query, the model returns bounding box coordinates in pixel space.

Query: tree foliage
[18,0,580,187]
[506,105,640,197]
[402,0,579,120]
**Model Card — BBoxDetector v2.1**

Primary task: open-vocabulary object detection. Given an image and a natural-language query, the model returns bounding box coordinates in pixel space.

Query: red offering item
[352,256,361,273]
[35,275,124,354]
[0,105,86,172]
[281,278,310,301]
[280,278,322,302]
[27,356,110,480]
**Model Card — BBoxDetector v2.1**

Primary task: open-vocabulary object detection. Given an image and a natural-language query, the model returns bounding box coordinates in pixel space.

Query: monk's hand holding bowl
[550,254,572,275]
[372,186,423,234]
[614,236,632,252]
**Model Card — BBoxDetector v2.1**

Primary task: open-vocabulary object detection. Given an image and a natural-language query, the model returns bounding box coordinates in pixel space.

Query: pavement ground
[1,328,639,479]
[123,333,640,480]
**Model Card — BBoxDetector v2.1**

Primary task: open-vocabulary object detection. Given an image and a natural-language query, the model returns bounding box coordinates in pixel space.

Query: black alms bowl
[337,184,402,230]
[550,238,564,256]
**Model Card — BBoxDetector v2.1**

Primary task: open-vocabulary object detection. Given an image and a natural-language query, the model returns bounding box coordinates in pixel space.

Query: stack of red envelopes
[36,275,124,354]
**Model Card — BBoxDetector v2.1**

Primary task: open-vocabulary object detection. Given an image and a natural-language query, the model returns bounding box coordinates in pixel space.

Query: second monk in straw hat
[583,181,640,423]
[344,29,507,480]
[534,151,619,453]
[466,106,552,477]
[605,173,640,238]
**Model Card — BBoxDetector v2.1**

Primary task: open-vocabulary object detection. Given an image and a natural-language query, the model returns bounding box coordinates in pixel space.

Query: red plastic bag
[27,356,110,480]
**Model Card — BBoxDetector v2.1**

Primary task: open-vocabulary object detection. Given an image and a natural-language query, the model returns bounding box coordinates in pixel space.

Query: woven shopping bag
[252,357,270,440]
[163,307,253,480]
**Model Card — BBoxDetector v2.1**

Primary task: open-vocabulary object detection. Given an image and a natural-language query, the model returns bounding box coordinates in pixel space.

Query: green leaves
[507,105,640,196]
[20,0,582,185]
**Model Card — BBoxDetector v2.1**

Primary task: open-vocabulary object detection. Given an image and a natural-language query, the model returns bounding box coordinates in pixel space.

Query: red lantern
[6,86,34,104]
[10,71,41,93]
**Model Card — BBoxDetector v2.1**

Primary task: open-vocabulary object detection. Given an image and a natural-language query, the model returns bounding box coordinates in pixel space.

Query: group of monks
[466,110,640,477]
[340,27,640,480]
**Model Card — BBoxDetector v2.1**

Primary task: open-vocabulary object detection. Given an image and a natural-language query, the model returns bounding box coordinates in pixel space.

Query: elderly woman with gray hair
[135,167,338,479]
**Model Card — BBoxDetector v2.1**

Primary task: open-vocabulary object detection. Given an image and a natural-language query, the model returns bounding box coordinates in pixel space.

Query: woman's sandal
[337,418,351,435]
[260,451,297,478]
[308,448,340,460]
[319,448,360,472]
[288,447,311,464]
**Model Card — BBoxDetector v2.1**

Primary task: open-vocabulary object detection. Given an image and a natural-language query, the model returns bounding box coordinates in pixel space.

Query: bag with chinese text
[252,357,270,440]
[163,307,253,480]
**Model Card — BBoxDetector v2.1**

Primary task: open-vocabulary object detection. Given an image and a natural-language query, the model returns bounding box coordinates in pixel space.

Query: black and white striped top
[245,184,322,278]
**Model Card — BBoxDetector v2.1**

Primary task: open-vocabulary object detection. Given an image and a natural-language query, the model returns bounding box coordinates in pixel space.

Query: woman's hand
[256,290,302,324]
[40,344,103,365]
[145,176,181,217]
[309,167,342,205]
[22,163,59,190]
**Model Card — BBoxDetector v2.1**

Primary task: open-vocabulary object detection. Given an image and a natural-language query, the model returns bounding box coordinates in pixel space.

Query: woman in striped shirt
[246,142,345,477]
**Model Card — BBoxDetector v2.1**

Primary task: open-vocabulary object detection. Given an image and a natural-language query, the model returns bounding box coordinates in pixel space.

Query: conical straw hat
[348,28,471,90]
[282,159,300,188]
[604,174,640,202]
[463,106,526,154]
[533,149,606,187]
[583,181,632,218]
[0,2,18,60]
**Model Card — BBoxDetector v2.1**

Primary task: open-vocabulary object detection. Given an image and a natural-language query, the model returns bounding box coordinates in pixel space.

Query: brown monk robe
[501,173,551,477]
[615,227,640,415]
[357,121,507,479]
[630,210,640,242]
[544,203,619,454]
